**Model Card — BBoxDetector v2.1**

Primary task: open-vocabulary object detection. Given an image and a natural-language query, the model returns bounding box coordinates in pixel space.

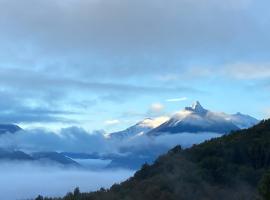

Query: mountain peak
[185,101,207,114]
[192,101,203,110]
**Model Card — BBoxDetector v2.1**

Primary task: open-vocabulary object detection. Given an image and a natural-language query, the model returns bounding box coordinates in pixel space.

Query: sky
[0,0,270,132]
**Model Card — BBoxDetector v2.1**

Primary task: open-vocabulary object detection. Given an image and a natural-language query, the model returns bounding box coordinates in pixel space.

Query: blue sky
[0,0,270,132]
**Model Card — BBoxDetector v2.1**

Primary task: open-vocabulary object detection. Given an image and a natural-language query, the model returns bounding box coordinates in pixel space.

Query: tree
[258,170,270,200]
[74,187,80,197]
[35,195,44,200]
[169,145,182,154]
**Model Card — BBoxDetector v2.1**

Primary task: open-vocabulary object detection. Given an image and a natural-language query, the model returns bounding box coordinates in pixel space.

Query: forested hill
[37,119,270,200]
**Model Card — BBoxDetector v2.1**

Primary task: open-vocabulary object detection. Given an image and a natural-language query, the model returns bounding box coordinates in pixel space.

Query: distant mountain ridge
[0,148,79,167]
[110,101,259,139]
[41,119,270,200]
[31,152,80,166]
[148,101,254,136]
[0,124,22,134]
[108,117,169,139]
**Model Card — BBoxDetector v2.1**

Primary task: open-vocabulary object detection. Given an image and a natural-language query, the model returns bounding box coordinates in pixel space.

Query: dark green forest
[36,119,270,200]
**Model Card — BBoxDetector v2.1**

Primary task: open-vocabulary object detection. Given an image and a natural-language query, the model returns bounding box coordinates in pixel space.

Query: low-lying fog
[0,161,134,200]
[0,127,222,200]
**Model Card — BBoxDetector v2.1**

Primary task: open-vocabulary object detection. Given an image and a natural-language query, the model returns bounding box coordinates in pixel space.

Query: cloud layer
[0,0,269,128]
[0,127,221,155]
[0,161,134,200]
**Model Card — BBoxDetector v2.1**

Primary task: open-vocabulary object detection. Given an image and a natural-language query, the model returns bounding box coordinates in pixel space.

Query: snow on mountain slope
[148,101,259,136]
[207,111,259,129]
[108,117,169,139]
[109,101,259,139]
[226,112,259,129]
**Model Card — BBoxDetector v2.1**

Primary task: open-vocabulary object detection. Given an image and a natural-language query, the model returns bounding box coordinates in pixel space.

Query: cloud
[0,67,200,125]
[0,90,79,124]
[0,127,110,153]
[166,97,188,102]
[167,62,270,81]
[0,125,222,155]
[118,132,222,151]
[148,103,165,115]
[0,68,199,94]
[138,117,169,129]
[263,108,270,119]
[222,62,270,80]
[0,161,134,200]
[0,0,267,79]
[0,0,268,128]
[0,126,225,200]
[105,120,121,126]
[0,108,77,124]
[3,0,260,51]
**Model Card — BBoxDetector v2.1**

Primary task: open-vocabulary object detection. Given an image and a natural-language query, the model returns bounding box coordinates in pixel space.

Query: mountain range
[0,148,80,167]
[108,117,169,139]
[109,101,259,139]
[0,101,259,141]
[0,101,260,170]
[38,119,270,200]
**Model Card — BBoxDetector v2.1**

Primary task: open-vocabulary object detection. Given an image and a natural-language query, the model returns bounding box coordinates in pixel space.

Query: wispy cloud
[166,97,188,102]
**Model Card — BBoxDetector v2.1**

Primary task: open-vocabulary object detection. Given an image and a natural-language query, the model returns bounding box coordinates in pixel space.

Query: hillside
[36,119,270,200]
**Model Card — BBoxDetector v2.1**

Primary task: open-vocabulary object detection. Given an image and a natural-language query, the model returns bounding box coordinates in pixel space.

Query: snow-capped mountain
[108,117,169,139]
[108,101,259,139]
[223,112,259,129]
[148,101,259,136]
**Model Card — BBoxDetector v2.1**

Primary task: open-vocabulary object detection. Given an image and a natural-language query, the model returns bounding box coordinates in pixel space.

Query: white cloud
[118,132,222,150]
[166,97,188,102]
[263,108,270,119]
[0,128,110,153]
[149,103,164,113]
[0,125,222,155]
[104,119,121,126]
[139,116,169,128]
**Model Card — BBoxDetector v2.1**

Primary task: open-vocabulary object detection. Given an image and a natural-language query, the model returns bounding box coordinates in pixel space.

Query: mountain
[31,152,80,166]
[102,101,259,169]
[108,101,258,139]
[0,148,33,161]
[108,117,169,139]
[0,149,79,166]
[225,112,259,129]
[42,119,270,200]
[0,124,22,134]
[61,152,102,160]
[148,101,258,136]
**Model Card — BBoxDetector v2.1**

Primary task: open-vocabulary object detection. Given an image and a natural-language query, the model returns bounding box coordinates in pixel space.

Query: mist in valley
[0,161,134,200]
